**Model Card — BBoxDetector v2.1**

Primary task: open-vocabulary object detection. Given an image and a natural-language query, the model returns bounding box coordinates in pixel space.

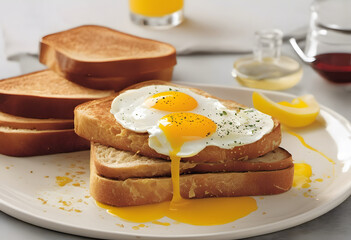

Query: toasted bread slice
[0,70,114,119]
[0,111,73,130]
[90,150,294,207]
[40,25,177,91]
[0,126,89,157]
[75,81,281,163]
[93,143,292,180]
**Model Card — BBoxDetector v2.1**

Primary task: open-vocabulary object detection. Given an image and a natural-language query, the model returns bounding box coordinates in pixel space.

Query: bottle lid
[254,29,283,61]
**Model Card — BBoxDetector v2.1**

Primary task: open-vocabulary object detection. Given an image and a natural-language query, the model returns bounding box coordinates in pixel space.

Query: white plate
[1,83,351,240]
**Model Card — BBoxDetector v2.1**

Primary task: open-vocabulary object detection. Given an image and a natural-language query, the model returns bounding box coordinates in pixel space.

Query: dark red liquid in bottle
[311,53,351,84]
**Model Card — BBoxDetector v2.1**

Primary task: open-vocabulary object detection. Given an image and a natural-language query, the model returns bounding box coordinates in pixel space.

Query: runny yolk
[144,91,198,112]
[96,112,258,226]
[158,112,217,203]
[158,112,217,152]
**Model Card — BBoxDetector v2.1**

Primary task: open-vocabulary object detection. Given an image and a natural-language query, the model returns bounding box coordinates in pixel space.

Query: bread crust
[90,157,294,207]
[92,143,293,180]
[0,127,89,157]
[0,70,113,119]
[75,80,281,163]
[0,92,100,119]
[0,112,73,130]
[40,25,177,91]
[49,66,173,91]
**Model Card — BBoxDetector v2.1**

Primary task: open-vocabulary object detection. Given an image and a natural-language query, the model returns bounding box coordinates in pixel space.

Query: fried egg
[110,85,274,158]
[107,84,270,224]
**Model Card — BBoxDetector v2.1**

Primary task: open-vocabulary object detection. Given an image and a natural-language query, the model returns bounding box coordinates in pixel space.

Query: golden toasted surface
[42,25,176,61]
[0,70,114,98]
[75,80,281,163]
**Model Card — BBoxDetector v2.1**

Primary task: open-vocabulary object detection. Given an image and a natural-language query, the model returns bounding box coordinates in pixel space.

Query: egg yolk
[158,112,217,203]
[145,91,198,112]
[158,112,217,151]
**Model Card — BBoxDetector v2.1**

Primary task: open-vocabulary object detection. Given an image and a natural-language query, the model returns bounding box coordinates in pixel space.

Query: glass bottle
[232,29,302,90]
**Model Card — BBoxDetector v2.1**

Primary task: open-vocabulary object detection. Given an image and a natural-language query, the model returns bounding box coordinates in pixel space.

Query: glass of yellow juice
[129,0,184,28]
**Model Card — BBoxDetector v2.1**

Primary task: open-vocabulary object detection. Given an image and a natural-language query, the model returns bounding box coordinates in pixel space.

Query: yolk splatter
[56,176,72,187]
[287,129,334,195]
[285,128,335,164]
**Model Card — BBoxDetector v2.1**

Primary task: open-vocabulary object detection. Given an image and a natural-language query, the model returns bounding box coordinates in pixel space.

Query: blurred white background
[0,0,312,78]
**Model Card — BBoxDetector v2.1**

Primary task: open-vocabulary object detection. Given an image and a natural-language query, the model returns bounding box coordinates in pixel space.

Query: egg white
[111,85,274,157]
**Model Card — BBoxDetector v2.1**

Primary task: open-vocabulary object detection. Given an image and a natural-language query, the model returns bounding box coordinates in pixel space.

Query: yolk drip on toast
[97,111,258,226]
[158,112,217,203]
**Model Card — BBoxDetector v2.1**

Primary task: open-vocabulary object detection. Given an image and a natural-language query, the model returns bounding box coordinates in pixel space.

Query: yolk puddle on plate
[96,195,257,226]
[97,112,258,226]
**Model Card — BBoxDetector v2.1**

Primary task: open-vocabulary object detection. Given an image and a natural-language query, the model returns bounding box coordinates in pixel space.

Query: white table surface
[0,45,351,239]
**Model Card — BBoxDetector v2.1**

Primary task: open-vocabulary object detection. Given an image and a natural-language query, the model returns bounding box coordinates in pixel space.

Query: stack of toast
[1,24,294,207]
[0,25,177,157]
[74,81,294,207]
[0,70,113,156]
